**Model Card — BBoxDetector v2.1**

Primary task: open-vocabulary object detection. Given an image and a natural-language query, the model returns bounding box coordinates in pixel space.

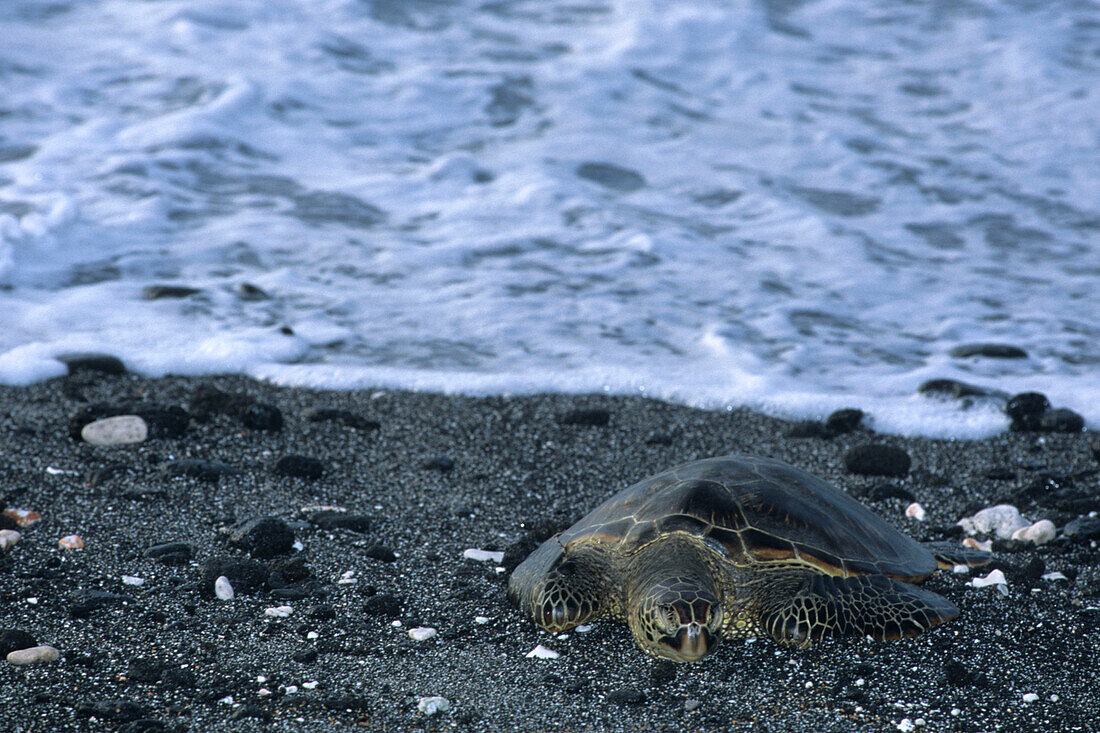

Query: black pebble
[1005,392,1050,432]
[786,421,831,439]
[362,594,402,616]
[160,668,197,690]
[607,687,645,705]
[0,628,37,657]
[188,385,251,422]
[70,590,132,618]
[143,284,200,299]
[917,379,996,399]
[1063,516,1100,541]
[227,516,295,558]
[308,604,337,620]
[118,720,168,733]
[0,514,18,531]
[422,455,455,472]
[160,459,241,482]
[950,343,1028,359]
[293,648,319,664]
[306,510,371,534]
[240,402,283,431]
[844,444,911,477]
[143,542,194,566]
[274,454,325,480]
[558,408,610,426]
[58,352,127,376]
[306,408,380,431]
[650,661,677,685]
[363,544,397,562]
[76,700,149,722]
[1039,408,1084,433]
[825,408,864,435]
[943,659,986,688]
[126,657,166,683]
[863,483,916,502]
[236,282,270,300]
[85,461,128,487]
[200,557,270,596]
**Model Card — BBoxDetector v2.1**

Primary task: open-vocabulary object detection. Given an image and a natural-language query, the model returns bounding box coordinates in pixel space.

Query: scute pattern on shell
[556,455,938,580]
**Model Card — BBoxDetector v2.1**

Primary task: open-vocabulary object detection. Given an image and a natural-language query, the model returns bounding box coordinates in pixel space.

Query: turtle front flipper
[758,572,959,648]
[923,541,992,569]
[507,538,611,633]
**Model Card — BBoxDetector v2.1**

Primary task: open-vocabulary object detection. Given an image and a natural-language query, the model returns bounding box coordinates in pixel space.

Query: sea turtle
[508,455,990,662]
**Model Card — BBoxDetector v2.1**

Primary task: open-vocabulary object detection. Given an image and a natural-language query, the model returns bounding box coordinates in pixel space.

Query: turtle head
[631,580,722,662]
[508,541,607,633]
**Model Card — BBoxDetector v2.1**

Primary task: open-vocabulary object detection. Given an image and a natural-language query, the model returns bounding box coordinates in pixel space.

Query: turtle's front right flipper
[758,572,958,648]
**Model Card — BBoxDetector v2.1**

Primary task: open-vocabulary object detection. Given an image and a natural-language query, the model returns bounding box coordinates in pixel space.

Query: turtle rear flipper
[761,572,958,648]
[923,541,992,569]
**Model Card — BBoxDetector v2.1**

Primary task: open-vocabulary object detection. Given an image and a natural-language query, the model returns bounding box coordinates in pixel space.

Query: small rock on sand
[7,645,60,666]
[526,645,559,659]
[0,530,20,549]
[958,505,1028,540]
[81,415,148,446]
[1010,519,1055,545]
[417,696,451,715]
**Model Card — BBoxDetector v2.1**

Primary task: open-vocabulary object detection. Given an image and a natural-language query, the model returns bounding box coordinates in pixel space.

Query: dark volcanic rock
[362,544,396,562]
[843,444,911,477]
[917,378,997,399]
[236,282,270,300]
[825,408,864,435]
[227,516,295,558]
[239,402,283,431]
[85,461,128,487]
[306,408,380,431]
[70,590,133,618]
[143,284,201,300]
[58,352,127,376]
[306,510,371,533]
[786,421,831,438]
[422,455,455,472]
[362,593,402,617]
[76,700,149,721]
[143,542,194,566]
[0,628,37,657]
[1005,392,1050,432]
[859,483,916,502]
[188,385,254,422]
[126,657,167,683]
[229,704,272,722]
[607,687,645,705]
[1039,408,1085,433]
[274,454,325,480]
[201,557,270,596]
[1063,516,1100,541]
[558,408,611,426]
[950,343,1028,359]
[160,459,241,482]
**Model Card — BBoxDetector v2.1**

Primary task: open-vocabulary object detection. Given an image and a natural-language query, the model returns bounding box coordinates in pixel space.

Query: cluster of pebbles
[0,362,1097,731]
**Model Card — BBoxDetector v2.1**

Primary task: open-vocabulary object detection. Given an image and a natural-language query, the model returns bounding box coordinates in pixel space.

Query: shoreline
[1,372,1097,731]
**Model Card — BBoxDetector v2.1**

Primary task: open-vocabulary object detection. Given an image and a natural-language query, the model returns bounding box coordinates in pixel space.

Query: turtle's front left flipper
[759,572,959,648]
[923,541,992,569]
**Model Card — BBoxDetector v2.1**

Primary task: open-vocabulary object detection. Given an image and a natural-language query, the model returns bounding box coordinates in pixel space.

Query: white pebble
[474,616,491,625]
[575,624,593,633]
[0,529,21,549]
[58,534,84,550]
[417,696,451,715]
[258,688,272,696]
[408,627,437,641]
[968,569,1007,588]
[897,718,915,732]
[463,548,504,563]
[284,685,298,694]
[1041,571,1068,581]
[952,564,970,574]
[958,505,1028,540]
[1011,519,1055,545]
[391,620,402,627]
[962,537,993,552]
[1022,693,1039,703]
[218,695,235,705]
[525,644,560,659]
[265,605,293,617]
[302,680,319,689]
[306,631,319,639]
[214,575,235,600]
[121,575,145,586]
[905,503,926,521]
[6,645,60,666]
[81,415,148,446]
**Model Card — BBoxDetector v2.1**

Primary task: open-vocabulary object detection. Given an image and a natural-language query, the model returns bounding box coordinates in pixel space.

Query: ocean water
[1,0,1098,438]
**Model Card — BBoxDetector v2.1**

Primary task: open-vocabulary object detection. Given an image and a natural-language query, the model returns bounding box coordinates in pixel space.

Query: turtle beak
[668,624,717,662]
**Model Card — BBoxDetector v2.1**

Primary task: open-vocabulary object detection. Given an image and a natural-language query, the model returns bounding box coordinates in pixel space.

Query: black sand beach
[1,372,1098,731]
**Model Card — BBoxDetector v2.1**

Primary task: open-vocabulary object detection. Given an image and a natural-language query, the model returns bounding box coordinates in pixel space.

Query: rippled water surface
[2,0,1098,435]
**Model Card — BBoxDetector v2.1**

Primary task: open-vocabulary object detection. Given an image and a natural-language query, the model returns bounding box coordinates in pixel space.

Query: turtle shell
[558,455,937,581]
